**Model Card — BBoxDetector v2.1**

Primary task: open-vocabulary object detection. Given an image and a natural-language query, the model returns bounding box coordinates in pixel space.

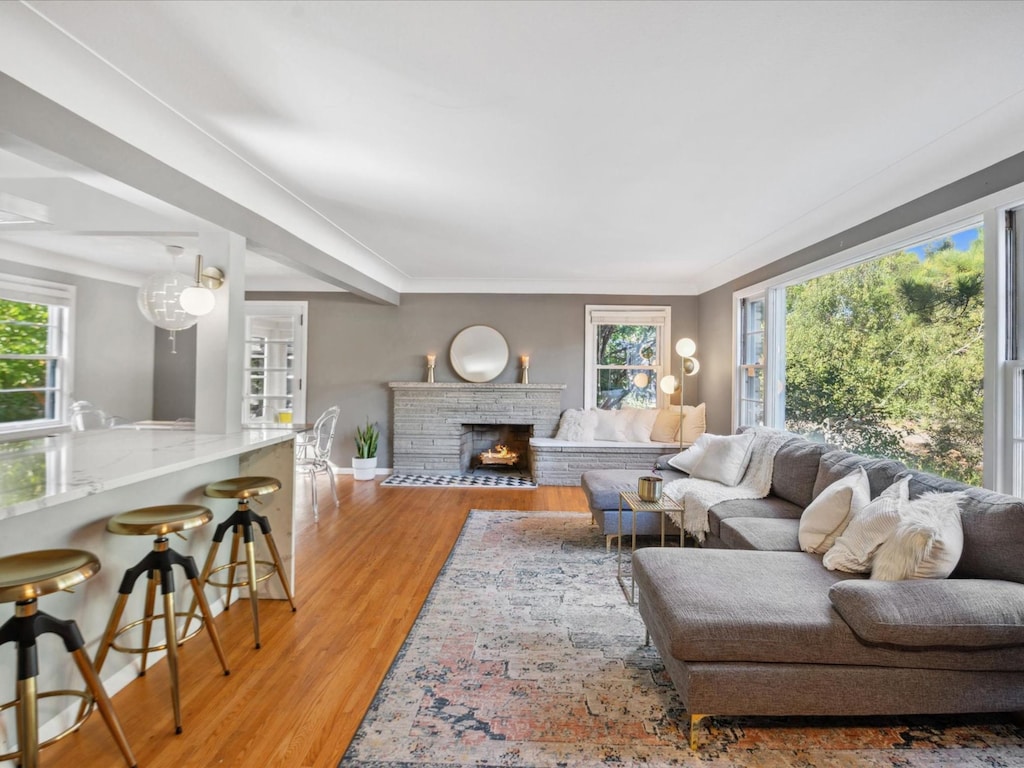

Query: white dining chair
[295,405,340,521]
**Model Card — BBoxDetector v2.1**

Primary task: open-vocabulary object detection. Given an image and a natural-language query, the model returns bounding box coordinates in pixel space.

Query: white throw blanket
[663,427,793,543]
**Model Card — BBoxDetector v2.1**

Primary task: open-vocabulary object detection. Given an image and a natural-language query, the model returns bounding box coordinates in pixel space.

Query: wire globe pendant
[137,272,199,331]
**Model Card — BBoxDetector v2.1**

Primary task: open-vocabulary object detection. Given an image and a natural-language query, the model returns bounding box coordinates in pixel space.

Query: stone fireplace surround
[389,382,565,475]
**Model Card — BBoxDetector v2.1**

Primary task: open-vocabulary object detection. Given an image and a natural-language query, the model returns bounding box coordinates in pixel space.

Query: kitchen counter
[0,427,296,520]
[0,426,299,712]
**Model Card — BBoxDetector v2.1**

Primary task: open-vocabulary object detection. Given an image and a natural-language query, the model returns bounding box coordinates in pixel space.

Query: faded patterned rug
[340,510,1024,767]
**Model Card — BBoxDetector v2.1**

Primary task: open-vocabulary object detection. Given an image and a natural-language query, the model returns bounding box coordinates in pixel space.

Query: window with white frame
[584,305,671,410]
[735,220,991,486]
[737,294,766,428]
[0,274,73,434]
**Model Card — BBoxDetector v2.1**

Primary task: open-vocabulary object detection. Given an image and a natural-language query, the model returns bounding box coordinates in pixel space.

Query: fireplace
[389,382,565,475]
[461,424,531,473]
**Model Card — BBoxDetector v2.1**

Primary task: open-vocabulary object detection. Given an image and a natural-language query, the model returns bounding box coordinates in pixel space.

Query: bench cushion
[719,517,801,551]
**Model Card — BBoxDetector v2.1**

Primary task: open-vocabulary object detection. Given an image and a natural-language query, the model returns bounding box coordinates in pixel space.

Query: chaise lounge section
[595,430,1024,747]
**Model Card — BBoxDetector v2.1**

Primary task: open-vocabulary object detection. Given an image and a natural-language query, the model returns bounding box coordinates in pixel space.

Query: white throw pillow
[667,433,712,474]
[592,408,627,441]
[623,408,658,442]
[871,492,964,581]
[554,408,583,441]
[798,466,871,554]
[689,431,755,487]
[822,474,910,573]
[680,402,707,445]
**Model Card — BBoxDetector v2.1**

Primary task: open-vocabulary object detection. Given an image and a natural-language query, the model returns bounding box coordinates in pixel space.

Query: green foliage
[355,418,379,459]
[596,323,659,408]
[0,299,52,424]
[785,232,984,484]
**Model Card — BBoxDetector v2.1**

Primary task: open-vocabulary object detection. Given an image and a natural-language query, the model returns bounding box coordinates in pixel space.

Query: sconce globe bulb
[180,286,216,316]
[659,374,678,394]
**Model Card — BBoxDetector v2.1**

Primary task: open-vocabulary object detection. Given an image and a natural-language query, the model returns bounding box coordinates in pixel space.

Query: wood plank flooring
[44,475,589,768]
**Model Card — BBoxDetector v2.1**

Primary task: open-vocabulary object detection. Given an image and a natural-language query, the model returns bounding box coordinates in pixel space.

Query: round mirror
[450,325,509,383]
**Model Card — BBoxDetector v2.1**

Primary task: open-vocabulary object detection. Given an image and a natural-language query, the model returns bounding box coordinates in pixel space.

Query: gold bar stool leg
[162,588,183,733]
[17,675,39,768]
[201,476,297,650]
[0,550,138,768]
[99,505,232,735]
[182,536,223,637]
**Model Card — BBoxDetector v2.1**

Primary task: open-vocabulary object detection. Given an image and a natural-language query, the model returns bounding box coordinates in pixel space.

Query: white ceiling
[1,0,1024,298]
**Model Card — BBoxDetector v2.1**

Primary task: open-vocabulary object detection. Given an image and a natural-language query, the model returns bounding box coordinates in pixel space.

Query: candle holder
[426,354,436,383]
[521,355,530,385]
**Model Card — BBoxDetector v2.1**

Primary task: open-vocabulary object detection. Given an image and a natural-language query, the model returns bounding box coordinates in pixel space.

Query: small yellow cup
[277,409,293,424]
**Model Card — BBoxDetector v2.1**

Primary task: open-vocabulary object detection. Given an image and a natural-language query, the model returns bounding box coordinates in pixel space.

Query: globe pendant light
[137,246,198,353]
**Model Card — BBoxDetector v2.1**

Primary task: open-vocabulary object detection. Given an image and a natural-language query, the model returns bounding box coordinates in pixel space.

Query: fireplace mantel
[389,382,566,474]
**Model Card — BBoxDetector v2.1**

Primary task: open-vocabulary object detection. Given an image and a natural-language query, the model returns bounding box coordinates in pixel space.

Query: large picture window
[584,306,670,410]
[0,275,73,435]
[737,224,986,485]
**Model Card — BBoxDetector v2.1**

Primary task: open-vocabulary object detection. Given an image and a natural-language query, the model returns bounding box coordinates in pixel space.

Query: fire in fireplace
[478,444,519,466]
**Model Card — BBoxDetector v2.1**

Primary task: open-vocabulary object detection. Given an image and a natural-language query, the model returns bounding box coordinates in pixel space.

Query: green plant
[355,419,379,459]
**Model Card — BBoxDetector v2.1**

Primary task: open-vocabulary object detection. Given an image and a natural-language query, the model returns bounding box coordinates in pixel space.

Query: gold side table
[617,490,684,605]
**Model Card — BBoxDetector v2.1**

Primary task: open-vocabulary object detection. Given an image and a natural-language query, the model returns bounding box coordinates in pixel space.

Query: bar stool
[92,504,230,735]
[0,549,137,768]
[191,476,296,650]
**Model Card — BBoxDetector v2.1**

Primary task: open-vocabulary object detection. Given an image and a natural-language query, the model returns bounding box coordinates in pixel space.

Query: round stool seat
[107,504,213,537]
[204,476,281,500]
[0,549,99,604]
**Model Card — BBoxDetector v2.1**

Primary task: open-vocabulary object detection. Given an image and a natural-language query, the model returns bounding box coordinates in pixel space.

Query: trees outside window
[0,275,73,434]
[783,229,984,484]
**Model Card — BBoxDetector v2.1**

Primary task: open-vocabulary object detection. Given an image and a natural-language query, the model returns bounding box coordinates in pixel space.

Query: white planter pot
[352,457,377,481]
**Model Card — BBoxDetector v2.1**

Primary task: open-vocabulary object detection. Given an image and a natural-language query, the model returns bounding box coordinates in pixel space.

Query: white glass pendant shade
[179,285,216,316]
[659,374,678,394]
[137,272,199,331]
[676,337,697,358]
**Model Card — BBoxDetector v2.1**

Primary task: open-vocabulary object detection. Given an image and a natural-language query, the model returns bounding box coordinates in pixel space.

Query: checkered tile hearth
[380,473,537,489]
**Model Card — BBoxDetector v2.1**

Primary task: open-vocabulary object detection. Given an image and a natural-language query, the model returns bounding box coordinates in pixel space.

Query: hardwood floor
[46,475,590,768]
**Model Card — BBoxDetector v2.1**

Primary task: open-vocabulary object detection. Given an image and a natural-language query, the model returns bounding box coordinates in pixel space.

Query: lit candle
[521,355,530,367]
[426,354,436,366]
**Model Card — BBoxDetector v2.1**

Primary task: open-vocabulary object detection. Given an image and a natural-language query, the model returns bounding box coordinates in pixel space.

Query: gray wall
[0,254,155,421]
[250,292,699,468]
[152,325,196,420]
[698,148,1024,434]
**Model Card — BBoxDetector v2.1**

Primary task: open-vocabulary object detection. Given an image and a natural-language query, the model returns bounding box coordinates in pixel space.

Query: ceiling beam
[0,73,400,305]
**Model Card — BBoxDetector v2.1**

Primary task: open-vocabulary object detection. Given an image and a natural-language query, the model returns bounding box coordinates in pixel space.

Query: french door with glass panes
[243,301,307,427]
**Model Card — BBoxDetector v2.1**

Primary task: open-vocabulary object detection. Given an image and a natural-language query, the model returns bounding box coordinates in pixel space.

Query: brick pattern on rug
[380,473,537,488]
[340,510,1024,767]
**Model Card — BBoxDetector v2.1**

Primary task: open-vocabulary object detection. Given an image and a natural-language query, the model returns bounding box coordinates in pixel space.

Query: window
[584,305,671,410]
[737,295,765,427]
[243,301,307,426]
[736,223,987,485]
[0,275,74,434]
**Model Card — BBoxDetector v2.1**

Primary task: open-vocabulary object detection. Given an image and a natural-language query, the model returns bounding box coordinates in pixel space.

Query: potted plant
[352,418,379,480]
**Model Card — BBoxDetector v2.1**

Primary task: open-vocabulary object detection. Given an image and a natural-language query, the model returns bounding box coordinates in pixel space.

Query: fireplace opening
[461,424,531,475]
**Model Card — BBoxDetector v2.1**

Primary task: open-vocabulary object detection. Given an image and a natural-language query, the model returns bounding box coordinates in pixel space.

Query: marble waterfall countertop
[0,428,296,521]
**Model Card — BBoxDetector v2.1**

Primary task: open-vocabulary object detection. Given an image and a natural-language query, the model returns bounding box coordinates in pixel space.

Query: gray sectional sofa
[581,431,1024,748]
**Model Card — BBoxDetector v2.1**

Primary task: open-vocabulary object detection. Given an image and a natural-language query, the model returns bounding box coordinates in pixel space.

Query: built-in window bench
[529,437,677,486]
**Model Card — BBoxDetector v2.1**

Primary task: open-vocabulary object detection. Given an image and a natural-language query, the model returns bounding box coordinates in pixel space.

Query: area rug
[340,510,1024,767]
[380,473,537,488]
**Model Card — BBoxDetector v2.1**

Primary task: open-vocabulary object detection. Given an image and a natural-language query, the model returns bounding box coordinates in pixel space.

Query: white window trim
[732,178,1024,493]
[584,304,672,410]
[0,273,75,437]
